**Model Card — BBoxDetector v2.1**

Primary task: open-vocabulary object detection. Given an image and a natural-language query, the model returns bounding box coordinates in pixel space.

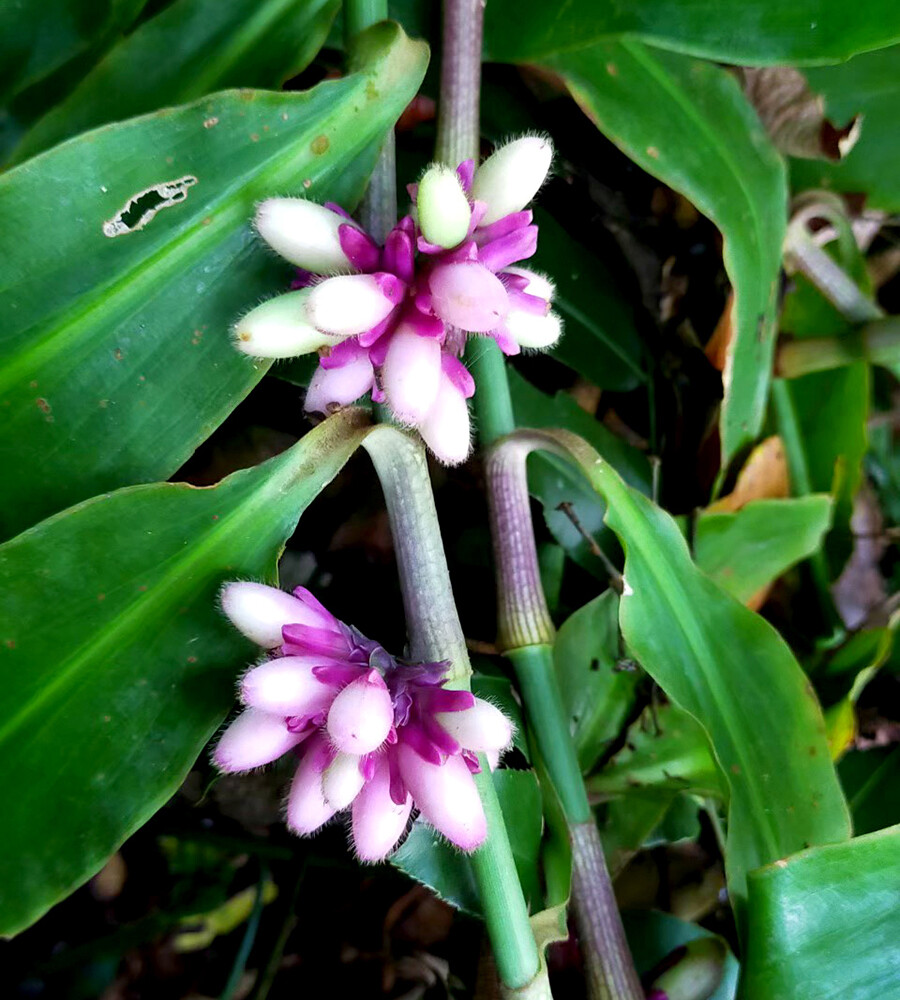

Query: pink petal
[428,262,509,333]
[396,744,487,851]
[351,757,413,862]
[286,736,337,836]
[381,325,443,425]
[418,371,472,466]
[326,669,395,754]
[304,354,374,414]
[240,656,337,716]
[213,708,302,772]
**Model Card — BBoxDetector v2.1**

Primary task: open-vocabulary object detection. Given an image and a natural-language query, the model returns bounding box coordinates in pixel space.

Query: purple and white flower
[214,582,514,861]
[234,136,560,466]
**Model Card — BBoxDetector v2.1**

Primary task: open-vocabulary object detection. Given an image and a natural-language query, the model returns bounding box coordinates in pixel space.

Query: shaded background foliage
[1,0,900,997]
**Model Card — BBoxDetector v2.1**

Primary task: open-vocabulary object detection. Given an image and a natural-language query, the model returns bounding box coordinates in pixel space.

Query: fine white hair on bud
[418,372,472,466]
[352,758,412,862]
[221,581,326,647]
[254,198,357,273]
[304,353,374,414]
[233,290,338,359]
[503,265,556,303]
[505,309,563,350]
[213,707,303,772]
[326,669,394,754]
[471,135,553,226]
[417,164,472,249]
[321,752,366,810]
[240,656,334,716]
[306,274,398,337]
[435,698,514,752]
[381,324,442,425]
[286,738,337,835]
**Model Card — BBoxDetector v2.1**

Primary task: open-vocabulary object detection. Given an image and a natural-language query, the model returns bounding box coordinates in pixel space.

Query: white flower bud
[505,309,562,350]
[321,753,366,810]
[503,265,555,303]
[255,198,357,273]
[306,274,401,337]
[233,291,337,359]
[435,698,513,752]
[213,708,302,772]
[471,136,553,226]
[418,372,471,466]
[221,581,328,648]
[326,669,394,754]
[417,164,472,248]
[381,324,442,425]
[240,656,334,716]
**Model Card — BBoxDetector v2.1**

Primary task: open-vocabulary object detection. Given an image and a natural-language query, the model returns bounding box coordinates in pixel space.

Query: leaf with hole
[0,21,428,541]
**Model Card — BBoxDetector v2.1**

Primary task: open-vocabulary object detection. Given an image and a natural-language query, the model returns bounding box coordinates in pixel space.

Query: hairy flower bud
[397,744,487,851]
[321,752,367,810]
[428,262,508,332]
[418,371,471,466]
[287,736,336,835]
[306,274,404,337]
[506,309,563,349]
[326,669,394,754]
[417,164,472,249]
[233,290,336,359]
[471,136,553,226]
[381,324,442,425]
[352,758,413,862]
[214,707,303,772]
[255,198,357,273]
[241,656,334,716]
[304,348,374,414]
[435,698,513,752]
[221,581,332,648]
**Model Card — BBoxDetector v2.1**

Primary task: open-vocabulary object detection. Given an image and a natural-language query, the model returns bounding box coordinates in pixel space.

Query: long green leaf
[8,0,340,165]
[514,429,851,926]
[483,0,900,66]
[742,825,900,1000]
[545,41,787,467]
[0,409,370,936]
[0,22,428,541]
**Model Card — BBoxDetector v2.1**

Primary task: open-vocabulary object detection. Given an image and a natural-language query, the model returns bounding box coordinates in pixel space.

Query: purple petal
[478,225,539,272]
[357,312,397,348]
[324,201,353,219]
[423,716,461,756]
[312,663,365,686]
[319,337,367,370]
[292,585,337,624]
[462,749,482,774]
[440,353,475,399]
[291,268,315,289]
[282,623,349,658]
[456,159,475,192]
[360,754,378,781]
[372,271,407,305]
[508,286,550,316]
[339,224,380,271]
[400,724,444,765]
[423,688,476,713]
[474,210,533,245]
[382,227,415,283]
[388,753,409,806]
[489,325,522,357]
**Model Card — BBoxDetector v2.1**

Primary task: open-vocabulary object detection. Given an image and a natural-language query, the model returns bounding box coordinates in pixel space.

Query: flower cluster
[214,582,513,860]
[234,137,560,465]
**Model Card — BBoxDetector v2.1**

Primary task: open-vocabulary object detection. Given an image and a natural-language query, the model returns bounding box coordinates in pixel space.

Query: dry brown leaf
[705,290,734,372]
[708,435,789,512]
[741,67,861,161]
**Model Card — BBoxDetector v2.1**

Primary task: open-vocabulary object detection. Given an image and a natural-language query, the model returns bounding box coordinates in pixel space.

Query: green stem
[776,317,900,378]
[363,426,542,993]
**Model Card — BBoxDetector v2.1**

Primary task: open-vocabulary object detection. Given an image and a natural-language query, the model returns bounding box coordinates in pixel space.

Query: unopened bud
[241,656,334,716]
[326,669,394,754]
[304,352,374,413]
[417,164,472,249]
[287,737,336,835]
[428,262,509,333]
[233,291,336,358]
[506,309,562,350]
[504,266,555,302]
[352,758,413,861]
[435,698,513,752]
[471,136,553,226]
[214,707,302,772]
[322,752,366,810]
[418,371,472,466]
[306,273,403,337]
[255,198,358,273]
[382,324,442,425]
[221,581,329,648]
[649,937,728,1000]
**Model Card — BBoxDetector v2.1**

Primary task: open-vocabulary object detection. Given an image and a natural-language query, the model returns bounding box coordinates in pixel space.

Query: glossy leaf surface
[546,41,787,466]
[483,0,900,67]
[0,409,370,936]
[793,46,900,212]
[553,591,641,772]
[520,429,851,921]
[0,22,428,540]
[742,825,900,1000]
[694,496,833,604]
[8,0,340,165]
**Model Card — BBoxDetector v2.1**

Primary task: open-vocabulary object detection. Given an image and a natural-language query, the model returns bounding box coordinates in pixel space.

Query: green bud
[417,164,471,249]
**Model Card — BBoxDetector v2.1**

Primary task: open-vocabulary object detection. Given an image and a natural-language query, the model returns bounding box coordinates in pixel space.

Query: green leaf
[508,367,650,576]
[391,768,544,915]
[793,46,900,212]
[553,591,641,772]
[518,429,851,927]
[483,0,900,66]
[8,0,341,165]
[590,703,725,800]
[742,825,900,1000]
[0,22,428,541]
[0,409,371,936]
[839,747,900,836]
[694,496,833,604]
[545,40,787,467]
[0,0,147,102]
[531,208,645,392]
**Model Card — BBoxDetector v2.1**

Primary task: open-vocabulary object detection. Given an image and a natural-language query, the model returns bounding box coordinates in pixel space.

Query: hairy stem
[363,426,542,993]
